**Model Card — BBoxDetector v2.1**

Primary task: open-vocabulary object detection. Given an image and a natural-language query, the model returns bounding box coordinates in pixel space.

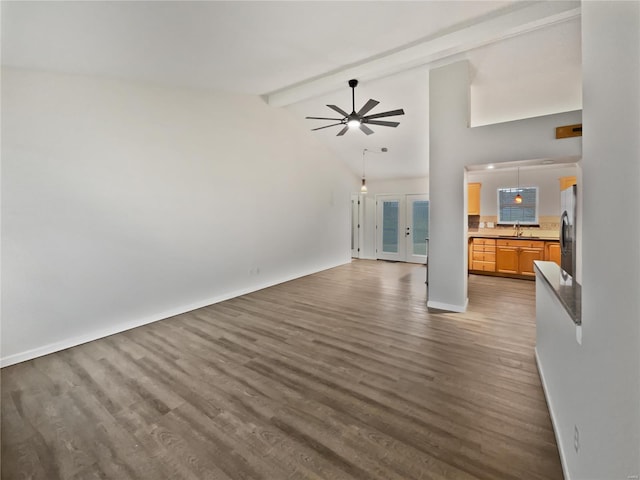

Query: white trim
[1,260,349,368]
[426,298,468,313]
[535,348,571,480]
[351,193,361,259]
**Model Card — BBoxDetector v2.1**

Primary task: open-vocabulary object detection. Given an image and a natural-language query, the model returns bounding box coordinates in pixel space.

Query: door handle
[560,211,569,252]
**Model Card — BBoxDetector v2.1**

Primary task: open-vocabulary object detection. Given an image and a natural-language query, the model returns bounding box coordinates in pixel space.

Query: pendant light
[514,167,523,204]
[360,147,388,194]
[361,149,368,193]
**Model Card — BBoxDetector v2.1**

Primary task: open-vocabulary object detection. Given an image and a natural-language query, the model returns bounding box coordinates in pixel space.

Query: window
[498,186,538,225]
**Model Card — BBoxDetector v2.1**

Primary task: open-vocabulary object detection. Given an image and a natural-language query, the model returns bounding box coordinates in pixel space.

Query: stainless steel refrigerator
[560,184,577,278]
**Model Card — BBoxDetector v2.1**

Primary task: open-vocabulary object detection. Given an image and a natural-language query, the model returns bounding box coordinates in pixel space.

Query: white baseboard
[427,297,468,313]
[535,348,571,480]
[1,260,349,368]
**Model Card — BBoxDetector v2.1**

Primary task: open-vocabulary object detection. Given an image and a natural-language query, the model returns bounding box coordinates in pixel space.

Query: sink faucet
[513,222,523,237]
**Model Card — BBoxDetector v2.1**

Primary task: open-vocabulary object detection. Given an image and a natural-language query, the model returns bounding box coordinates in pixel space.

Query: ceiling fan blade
[336,125,349,136]
[363,108,405,120]
[311,122,344,131]
[356,99,380,117]
[306,116,343,121]
[327,104,349,117]
[359,124,375,135]
[364,119,400,128]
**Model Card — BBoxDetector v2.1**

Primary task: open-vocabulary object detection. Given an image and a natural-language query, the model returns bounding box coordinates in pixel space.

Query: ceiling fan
[306,79,405,136]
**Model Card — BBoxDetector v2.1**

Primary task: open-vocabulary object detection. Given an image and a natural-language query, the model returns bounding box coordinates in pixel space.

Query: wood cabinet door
[468,183,481,215]
[546,243,561,266]
[496,246,519,274]
[519,248,544,276]
[559,176,577,190]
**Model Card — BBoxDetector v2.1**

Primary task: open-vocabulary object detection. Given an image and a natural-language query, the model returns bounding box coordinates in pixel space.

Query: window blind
[498,187,538,224]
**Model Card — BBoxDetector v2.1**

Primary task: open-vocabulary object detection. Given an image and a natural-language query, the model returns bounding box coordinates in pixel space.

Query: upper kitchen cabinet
[559,176,577,190]
[468,182,481,215]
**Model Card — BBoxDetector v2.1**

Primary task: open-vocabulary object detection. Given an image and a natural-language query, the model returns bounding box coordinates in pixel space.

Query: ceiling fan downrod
[349,79,358,114]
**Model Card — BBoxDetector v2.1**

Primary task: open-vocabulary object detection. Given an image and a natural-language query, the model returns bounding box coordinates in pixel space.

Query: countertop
[468,234,560,241]
[533,260,581,324]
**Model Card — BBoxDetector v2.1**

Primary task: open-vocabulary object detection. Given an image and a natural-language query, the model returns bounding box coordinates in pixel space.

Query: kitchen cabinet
[469,238,496,272]
[545,242,561,266]
[468,182,481,215]
[519,247,545,276]
[559,176,577,190]
[496,239,545,277]
[495,244,519,274]
[469,237,559,279]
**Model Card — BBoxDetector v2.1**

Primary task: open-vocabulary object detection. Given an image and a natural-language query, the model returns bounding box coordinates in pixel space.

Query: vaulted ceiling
[1,1,582,180]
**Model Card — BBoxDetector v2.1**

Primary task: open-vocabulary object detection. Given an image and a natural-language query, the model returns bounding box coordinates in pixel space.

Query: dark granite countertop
[533,260,582,325]
[469,234,559,241]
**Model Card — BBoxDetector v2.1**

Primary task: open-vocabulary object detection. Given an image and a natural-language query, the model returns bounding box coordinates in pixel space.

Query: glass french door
[377,196,404,261]
[376,194,429,263]
[407,195,429,263]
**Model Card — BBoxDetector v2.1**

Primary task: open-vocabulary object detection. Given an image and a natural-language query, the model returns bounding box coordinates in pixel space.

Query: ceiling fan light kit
[306,79,405,136]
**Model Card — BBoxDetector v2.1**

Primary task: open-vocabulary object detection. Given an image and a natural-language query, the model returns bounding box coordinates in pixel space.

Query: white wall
[428,60,582,312]
[1,68,357,365]
[537,2,640,479]
[468,165,578,217]
[359,176,428,259]
[469,17,582,127]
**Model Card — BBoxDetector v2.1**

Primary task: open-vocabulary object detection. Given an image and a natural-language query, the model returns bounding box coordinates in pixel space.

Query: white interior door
[351,194,360,258]
[376,195,405,261]
[376,194,429,263]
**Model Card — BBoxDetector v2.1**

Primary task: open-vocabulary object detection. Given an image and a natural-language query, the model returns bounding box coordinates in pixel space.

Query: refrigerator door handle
[560,210,569,252]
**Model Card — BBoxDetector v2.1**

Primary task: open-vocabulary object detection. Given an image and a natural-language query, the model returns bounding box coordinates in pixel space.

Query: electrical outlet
[574,425,580,453]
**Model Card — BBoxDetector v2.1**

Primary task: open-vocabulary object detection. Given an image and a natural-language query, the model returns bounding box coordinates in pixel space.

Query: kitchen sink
[497,235,540,239]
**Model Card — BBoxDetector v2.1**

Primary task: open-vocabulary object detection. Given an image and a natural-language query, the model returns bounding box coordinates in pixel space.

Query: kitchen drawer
[496,239,544,249]
[472,260,496,272]
[472,238,496,246]
[472,244,496,253]
[472,245,493,253]
[472,252,496,262]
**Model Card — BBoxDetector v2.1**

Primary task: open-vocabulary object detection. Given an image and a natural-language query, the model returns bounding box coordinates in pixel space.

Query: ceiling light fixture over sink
[515,167,523,204]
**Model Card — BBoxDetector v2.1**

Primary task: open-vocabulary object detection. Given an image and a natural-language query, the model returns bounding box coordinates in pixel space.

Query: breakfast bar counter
[534,260,581,325]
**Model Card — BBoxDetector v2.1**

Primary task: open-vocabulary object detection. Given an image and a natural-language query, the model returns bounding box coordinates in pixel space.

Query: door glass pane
[382,201,399,253]
[412,200,429,256]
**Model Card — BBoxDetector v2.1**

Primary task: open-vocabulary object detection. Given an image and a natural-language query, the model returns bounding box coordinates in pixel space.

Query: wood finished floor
[1,260,562,480]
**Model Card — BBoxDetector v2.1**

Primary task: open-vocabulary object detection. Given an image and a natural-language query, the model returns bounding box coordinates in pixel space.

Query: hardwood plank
[1,260,562,479]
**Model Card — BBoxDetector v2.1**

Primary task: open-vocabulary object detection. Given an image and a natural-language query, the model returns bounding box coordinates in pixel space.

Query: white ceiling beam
[266,1,580,107]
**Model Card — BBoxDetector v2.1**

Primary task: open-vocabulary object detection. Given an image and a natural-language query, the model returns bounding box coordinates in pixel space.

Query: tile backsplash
[468,215,560,239]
